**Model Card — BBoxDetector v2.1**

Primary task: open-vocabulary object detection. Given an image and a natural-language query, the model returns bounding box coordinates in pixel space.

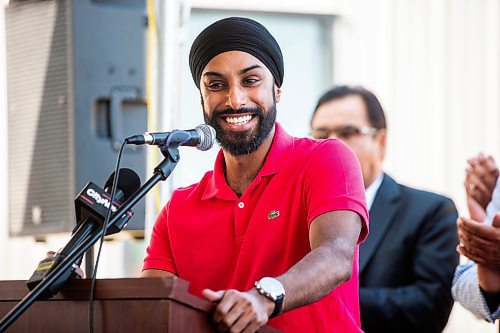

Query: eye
[311,129,329,140]
[206,81,226,91]
[243,77,260,86]
[337,126,360,139]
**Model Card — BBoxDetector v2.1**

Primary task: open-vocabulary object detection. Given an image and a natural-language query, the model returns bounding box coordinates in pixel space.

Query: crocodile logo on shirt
[267,210,280,220]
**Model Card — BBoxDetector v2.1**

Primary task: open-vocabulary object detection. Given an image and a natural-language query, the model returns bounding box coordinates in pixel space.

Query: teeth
[225,115,252,124]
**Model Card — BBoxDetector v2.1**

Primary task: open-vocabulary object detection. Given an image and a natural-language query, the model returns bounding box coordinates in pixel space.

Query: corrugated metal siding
[6,0,72,236]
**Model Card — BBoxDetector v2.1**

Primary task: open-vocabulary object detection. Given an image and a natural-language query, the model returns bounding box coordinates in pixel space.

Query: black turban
[189,17,284,89]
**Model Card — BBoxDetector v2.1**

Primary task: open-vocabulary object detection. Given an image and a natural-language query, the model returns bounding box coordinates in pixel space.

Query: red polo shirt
[144,123,369,332]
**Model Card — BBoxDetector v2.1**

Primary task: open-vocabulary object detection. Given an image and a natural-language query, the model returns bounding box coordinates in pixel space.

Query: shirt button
[238,202,245,208]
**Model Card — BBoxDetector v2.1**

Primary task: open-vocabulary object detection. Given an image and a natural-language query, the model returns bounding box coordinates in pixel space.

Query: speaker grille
[6,0,72,236]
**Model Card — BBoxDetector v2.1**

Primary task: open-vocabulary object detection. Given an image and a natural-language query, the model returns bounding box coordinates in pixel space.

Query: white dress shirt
[485,177,500,224]
[365,173,384,211]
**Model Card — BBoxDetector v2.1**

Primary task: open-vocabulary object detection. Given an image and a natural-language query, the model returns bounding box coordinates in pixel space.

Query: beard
[204,102,277,156]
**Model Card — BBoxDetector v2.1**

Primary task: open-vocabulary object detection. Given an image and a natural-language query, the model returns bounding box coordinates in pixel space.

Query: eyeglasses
[310,126,378,140]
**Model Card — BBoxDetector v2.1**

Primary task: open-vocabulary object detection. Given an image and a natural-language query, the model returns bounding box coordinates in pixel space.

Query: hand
[464,154,498,220]
[457,213,500,269]
[202,288,274,333]
[46,251,85,279]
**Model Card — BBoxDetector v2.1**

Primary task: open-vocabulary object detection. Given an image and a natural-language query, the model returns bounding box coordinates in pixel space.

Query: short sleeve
[304,139,369,243]
[142,201,178,274]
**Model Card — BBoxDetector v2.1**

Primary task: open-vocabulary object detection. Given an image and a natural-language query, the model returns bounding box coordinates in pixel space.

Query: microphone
[125,124,216,151]
[72,168,141,238]
[26,169,141,295]
[73,168,141,237]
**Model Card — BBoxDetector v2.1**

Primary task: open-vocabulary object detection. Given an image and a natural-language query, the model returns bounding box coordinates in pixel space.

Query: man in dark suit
[310,85,459,333]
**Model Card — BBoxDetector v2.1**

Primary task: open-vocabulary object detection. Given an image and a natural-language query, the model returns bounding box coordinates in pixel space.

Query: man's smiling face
[200,50,281,156]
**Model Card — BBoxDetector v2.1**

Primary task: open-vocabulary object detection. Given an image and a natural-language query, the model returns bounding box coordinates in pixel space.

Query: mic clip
[162,130,193,148]
[158,133,183,164]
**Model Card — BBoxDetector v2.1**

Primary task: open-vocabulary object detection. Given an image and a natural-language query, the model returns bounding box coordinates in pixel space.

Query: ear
[274,85,282,103]
[376,129,387,161]
[199,91,204,107]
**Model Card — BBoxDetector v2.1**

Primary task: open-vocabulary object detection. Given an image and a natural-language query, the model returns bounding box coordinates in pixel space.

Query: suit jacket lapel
[359,173,402,273]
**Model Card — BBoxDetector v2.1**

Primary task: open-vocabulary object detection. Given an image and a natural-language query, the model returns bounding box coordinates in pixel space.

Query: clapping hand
[464,154,498,221]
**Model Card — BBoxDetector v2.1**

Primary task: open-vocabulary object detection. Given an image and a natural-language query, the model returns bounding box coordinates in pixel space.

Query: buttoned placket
[234,197,247,243]
[233,176,263,242]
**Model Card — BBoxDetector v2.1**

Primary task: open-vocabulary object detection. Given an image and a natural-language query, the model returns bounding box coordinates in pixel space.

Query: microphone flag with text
[74,168,140,236]
[26,169,141,295]
[125,124,216,151]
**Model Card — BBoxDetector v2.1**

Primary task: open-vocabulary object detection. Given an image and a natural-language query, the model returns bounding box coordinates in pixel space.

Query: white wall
[333,0,500,214]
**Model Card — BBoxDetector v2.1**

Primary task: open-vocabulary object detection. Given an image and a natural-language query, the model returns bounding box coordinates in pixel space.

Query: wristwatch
[254,277,285,318]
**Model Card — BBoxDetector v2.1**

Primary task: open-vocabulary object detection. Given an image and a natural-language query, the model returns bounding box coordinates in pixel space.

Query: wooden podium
[0,278,280,333]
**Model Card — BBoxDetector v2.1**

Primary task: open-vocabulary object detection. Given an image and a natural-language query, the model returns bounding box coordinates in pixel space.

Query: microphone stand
[0,145,181,332]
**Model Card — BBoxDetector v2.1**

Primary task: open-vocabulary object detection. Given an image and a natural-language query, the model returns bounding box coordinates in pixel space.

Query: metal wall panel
[6,0,72,236]
[6,0,147,237]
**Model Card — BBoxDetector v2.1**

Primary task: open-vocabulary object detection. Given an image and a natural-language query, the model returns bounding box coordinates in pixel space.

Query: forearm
[277,237,355,312]
[202,210,363,333]
[480,287,500,314]
[141,268,177,278]
[477,264,500,293]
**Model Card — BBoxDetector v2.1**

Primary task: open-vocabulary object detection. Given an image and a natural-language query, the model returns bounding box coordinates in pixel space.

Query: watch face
[260,277,284,299]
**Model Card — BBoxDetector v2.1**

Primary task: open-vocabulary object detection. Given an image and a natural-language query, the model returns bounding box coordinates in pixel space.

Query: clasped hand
[202,288,275,333]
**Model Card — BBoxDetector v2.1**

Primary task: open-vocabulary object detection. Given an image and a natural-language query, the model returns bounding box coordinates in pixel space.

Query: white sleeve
[484,177,500,225]
[451,262,500,322]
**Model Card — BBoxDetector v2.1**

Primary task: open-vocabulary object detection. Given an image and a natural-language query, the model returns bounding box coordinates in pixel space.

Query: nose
[225,84,247,110]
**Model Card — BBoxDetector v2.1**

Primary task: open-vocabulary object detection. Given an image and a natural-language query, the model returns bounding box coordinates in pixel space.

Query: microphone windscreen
[104,168,141,199]
[196,124,216,151]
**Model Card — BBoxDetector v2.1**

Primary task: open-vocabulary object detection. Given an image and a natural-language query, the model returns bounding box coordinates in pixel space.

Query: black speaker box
[6,0,148,237]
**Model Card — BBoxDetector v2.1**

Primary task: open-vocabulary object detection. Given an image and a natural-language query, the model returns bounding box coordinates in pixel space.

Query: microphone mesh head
[195,124,216,151]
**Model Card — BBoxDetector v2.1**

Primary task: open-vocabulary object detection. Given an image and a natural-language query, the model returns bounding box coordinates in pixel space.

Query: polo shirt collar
[202,122,294,200]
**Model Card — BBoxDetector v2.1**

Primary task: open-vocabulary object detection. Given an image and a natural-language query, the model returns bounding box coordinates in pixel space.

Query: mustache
[212,107,262,117]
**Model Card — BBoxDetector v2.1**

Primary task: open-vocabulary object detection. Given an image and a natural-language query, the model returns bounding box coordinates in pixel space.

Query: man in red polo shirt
[142,17,369,333]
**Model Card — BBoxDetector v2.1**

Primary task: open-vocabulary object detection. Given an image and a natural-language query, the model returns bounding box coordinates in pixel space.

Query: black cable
[88,141,126,333]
